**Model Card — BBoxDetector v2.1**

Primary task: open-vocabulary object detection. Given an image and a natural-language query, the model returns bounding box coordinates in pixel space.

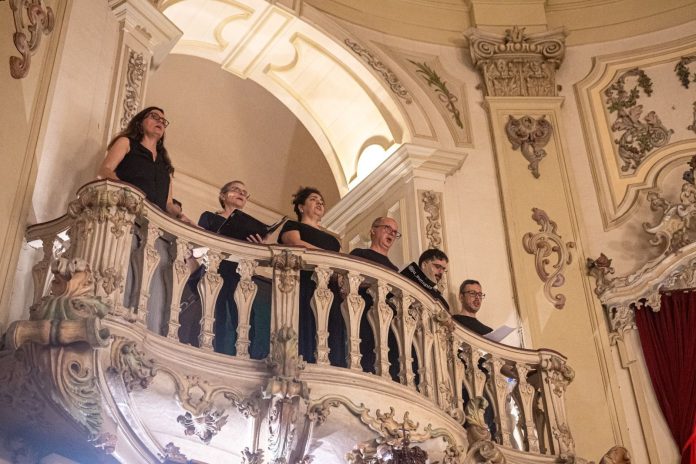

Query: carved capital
[505,115,553,178]
[466,26,566,97]
[540,355,575,397]
[522,208,575,309]
[271,249,303,293]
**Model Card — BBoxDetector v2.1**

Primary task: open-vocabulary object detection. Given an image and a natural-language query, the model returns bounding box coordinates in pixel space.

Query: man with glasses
[349,217,400,271]
[453,279,492,336]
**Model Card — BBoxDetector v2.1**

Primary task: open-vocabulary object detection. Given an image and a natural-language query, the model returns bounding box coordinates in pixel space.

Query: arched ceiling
[302,0,696,46]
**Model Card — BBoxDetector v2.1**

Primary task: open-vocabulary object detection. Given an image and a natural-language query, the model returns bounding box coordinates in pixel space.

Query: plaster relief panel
[379,45,473,147]
[575,36,696,229]
[6,0,55,79]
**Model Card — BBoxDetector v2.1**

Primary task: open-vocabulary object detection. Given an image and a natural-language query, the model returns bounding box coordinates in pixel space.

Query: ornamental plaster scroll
[409,60,462,129]
[307,396,464,461]
[674,55,696,134]
[421,190,444,251]
[160,442,188,462]
[643,155,696,254]
[344,38,413,104]
[604,68,673,174]
[466,26,566,97]
[109,338,158,392]
[464,396,506,464]
[176,409,228,444]
[119,49,147,130]
[7,257,111,349]
[505,115,553,179]
[6,0,55,79]
[522,208,575,310]
[241,447,264,464]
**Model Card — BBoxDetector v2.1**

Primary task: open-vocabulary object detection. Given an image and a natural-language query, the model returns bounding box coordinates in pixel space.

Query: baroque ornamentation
[409,60,462,128]
[421,190,443,250]
[466,25,566,97]
[464,397,506,463]
[540,355,575,399]
[604,68,673,173]
[344,38,413,104]
[586,253,616,297]
[109,338,157,392]
[160,442,188,463]
[271,249,303,293]
[176,409,228,444]
[599,445,631,464]
[7,258,110,349]
[120,49,147,130]
[505,115,553,178]
[674,56,696,134]
[7,0,55,79]
[522,208,575,310]
[643,155,696,254]
[241,447,264,464]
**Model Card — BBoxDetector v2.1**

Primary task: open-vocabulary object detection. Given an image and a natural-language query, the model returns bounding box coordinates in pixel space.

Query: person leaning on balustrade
[349,217,400,373]
[98,106,182,218]
[185,181,273,357]
[278,186,344,366]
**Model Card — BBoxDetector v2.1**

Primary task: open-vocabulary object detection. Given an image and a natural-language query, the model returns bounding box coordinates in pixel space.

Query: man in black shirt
[400,248,450,310]
[349,216,399,271]
[452,279,492,336]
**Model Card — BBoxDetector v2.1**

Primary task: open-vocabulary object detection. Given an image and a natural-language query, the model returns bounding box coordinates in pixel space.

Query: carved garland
[119,49,147,130]
[505,115,553,178]
[409,60,463,128]
[344,38,413,104]
[522,208,575,310]
[421,190,443,250]
[674,55,696,134]
[7,0,55,79]
[604,68,673,174]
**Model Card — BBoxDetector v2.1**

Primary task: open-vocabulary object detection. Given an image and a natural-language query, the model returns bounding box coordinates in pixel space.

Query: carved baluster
[432,312,455,411]
[539,353,575,456]
[415,306,435,399]
[310,265,333,365]
[487,357,514,446]
[270,249,303,344]
[167,238,191,341]
[30,236,55,305]
[136,225,162,328]
[391,293,416,387]
[516,363,540,453]
[198,251,224,351]
[340,271,365,370]
[234,259,258,358]
[366,279,393,379]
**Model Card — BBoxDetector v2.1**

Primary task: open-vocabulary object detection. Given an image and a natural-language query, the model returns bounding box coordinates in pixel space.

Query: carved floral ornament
[466,26,566,97]
[604,68,673,174]
[505,115,553,178]
[674,55,696,134]
[5,0,55,79]
[120,49,147,130]
[522,208,575,310]
[421,190,443,250]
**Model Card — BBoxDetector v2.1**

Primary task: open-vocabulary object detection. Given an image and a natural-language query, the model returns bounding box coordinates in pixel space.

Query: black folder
[216,210,286,241]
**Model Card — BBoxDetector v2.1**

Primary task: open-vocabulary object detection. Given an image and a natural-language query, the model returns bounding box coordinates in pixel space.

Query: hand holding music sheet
[484,325,515,343]
[217,210,286,241]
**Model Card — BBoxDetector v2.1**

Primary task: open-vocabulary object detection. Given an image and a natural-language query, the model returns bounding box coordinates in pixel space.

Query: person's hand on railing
[246,233,265,244]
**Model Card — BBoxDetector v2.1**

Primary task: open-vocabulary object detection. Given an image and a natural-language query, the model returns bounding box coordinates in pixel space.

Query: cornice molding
[322,144,466,233]
[108,0,182,68]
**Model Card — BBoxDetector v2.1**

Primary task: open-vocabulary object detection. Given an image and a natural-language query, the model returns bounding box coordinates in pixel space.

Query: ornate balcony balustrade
[1,180,578,463]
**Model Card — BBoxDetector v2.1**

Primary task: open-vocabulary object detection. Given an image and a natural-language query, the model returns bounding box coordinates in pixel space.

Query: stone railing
[24,180,576,460]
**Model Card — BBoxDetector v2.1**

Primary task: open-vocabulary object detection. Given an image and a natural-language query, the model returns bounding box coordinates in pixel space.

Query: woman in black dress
[279,187,344,366]
[196,180,268,356]
[98,106,179,216]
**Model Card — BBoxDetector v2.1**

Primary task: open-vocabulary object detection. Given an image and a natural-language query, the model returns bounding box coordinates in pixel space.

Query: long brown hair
[107,106,174,174]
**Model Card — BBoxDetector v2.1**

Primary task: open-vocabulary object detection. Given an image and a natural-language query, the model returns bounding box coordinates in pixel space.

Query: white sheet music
[484,325,515,343]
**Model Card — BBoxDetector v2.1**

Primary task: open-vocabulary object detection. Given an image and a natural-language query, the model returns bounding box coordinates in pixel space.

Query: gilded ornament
[409,60,462,128]
[604,68,673,173]
[344,38,413,104]
[505,115,553,178]
[522,208,575,310]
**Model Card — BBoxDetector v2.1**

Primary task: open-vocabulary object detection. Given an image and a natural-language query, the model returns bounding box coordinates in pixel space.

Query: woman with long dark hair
[98,106,178,216]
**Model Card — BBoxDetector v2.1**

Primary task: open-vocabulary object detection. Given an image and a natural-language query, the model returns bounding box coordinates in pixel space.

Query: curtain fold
[635,291,696,464]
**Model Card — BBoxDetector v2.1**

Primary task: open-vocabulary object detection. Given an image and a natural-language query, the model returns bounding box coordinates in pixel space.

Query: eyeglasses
[463,291,486,299]
[225,187,250,199]
[148,112,170,127]
[373,224,402,239]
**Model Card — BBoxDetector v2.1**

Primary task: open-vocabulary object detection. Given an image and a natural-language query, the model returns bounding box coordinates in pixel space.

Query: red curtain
[635,291,696,464]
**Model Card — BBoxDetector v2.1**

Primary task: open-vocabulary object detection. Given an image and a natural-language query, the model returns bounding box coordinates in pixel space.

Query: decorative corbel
[6,0,55,79]
[522,208,575,309]
[505,115,553,178]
